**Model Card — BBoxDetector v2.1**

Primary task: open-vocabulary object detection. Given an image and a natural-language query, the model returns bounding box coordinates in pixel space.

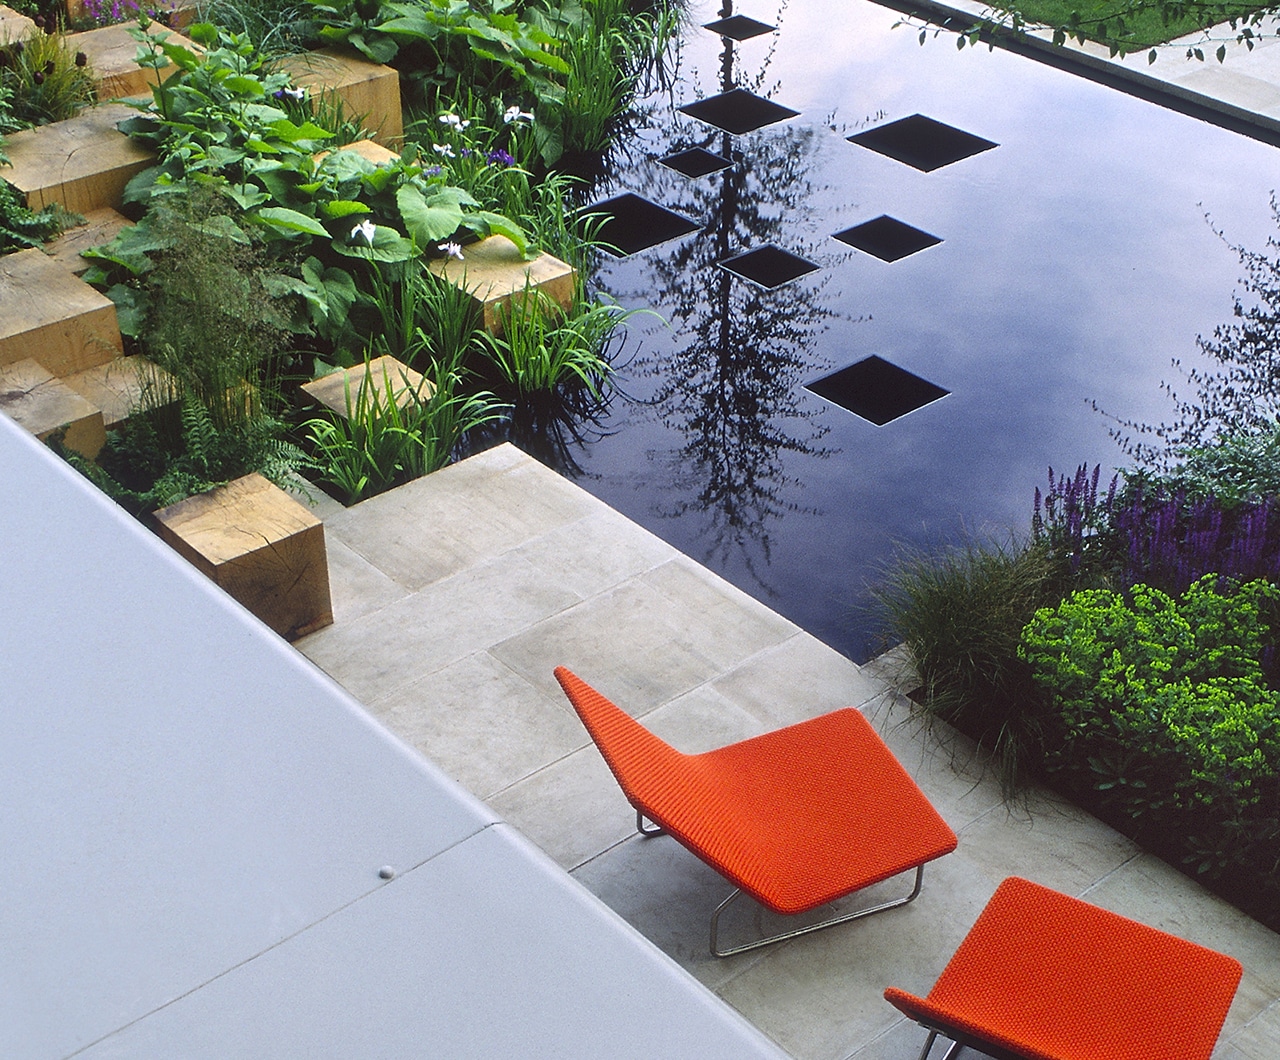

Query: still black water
[540,0,1280,662]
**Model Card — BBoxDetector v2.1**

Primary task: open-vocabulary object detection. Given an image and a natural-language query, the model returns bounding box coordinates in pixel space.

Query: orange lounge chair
[554,666,958,957]
[884,876,1244,1060]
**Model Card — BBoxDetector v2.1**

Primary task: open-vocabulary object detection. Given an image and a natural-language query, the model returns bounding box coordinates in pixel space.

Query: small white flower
[438,112,470,129]
[432,143,456,158]
[502,104,534,124]
[438,241,464,261]
[350,220,377,246]
[281,85,306,100]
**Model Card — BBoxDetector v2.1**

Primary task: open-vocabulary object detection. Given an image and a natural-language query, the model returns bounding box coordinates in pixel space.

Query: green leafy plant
[0,28,96,126]
[298,0,569,101]
[1021,575,1280,811]
[303,350,505,503]
[0,177,78,252]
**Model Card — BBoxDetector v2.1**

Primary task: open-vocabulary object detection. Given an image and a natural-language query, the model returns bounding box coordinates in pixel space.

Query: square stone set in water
[585,20,999,426]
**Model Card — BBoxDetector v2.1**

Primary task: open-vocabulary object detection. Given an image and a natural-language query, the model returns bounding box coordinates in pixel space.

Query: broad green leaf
[257,206,330,237]
[223,74,265,97]
[106,284,147,337]
[469,211,530,257]
[320,200,373,218]
[397,184,463,243]
[224,183,270,210]
[331,224,416,262]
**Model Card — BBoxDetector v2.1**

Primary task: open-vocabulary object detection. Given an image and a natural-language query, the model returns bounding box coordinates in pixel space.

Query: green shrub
[0,178,77,252]
[873,537,1060,796]
[1020,575,1280,833]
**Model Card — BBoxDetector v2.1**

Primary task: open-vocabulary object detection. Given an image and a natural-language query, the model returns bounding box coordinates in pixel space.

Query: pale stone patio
[295,443,1280,1060]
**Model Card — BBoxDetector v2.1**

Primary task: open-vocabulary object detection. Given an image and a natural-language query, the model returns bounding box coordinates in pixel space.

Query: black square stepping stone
[848,114,997,172]
[678,89,799,135]
[718,245,819,289]
[834,216,942,261]
[659,147,734,178]
[806,355,949,425]
[703,14,776,39]
[584,193,701,256]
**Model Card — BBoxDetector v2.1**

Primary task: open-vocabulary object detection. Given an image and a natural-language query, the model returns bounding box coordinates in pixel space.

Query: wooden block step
[72,22,203,103]
[280,47,403,147]
[44,207,134,276]
[0,247,122,375]
[301,354,431,417]
[315,138,398,167]
[63,354,173,428]
[0,357,105,458]
[154,472,334,640]
[3,102,155,215]
[427,235,576,336]
[0,4,34,38]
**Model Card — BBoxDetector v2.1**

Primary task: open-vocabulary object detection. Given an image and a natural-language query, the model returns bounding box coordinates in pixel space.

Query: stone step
[0,357,105,458]
[0,3,33,36]
[280,47,404,148]
[426,235,577,336]
[43,206,134,277]
[63,354,173,429]
[0,247,122,376]
[2,102,156,216]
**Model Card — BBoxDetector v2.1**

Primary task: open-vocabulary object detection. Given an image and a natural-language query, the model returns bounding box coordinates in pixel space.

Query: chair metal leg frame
[915,1031,964,1060]
[709,863,926,957]
[636,810,665,837]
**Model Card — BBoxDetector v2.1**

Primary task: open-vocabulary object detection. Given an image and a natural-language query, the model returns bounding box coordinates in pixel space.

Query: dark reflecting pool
[548,0,1280,661]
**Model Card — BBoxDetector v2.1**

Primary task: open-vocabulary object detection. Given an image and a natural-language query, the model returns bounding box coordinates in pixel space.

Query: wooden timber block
[314,138,398,167]
[0,357,105,458]
[44,206,134,276]
[153,472,334,640]
[301,354,432,417]
[2,103,155,215]
[426,235,576,336]
[0,248,122,375]
[63,354,173,428]
[0,4,33,38]
[73,22,203,102]
[280,47,403,147]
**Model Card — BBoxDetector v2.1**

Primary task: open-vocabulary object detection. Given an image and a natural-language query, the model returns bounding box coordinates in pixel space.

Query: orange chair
[885,876,1243,1060]
[554,667,958,956]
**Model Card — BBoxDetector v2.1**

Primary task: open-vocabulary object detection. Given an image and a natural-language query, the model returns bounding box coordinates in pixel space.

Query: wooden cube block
[0,5,34,38]
[301,354,432,418]
[73,22,203,102]
[3,103,156,215]
[280,47,403,147]
[154,473,334,640]
[63,354,173,428]
[314,138,398,168]
[0,357,105,458]
[0,248,122,376]
[426,235,577,335]
[44,207,134,277]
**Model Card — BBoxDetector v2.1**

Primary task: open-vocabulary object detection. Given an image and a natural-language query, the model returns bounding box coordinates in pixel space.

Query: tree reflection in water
[604,2,848,582]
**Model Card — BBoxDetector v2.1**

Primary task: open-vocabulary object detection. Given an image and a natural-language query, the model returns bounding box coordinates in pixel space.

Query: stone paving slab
[295,443,1280,1060]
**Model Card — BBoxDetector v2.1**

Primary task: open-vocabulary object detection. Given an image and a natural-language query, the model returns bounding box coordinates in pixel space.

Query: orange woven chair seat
[884,876,1243,1060]
[554,667,957,922]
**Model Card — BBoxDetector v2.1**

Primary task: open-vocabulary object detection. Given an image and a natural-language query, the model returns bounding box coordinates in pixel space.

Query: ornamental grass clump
[873,536,1061,798]
[0,29,95,126]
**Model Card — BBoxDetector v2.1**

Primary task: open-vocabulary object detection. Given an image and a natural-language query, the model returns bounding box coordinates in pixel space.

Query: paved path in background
[295,445,1280,1060]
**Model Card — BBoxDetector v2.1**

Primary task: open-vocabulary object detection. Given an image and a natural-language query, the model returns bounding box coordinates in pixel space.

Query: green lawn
[1000,0,1271,51]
